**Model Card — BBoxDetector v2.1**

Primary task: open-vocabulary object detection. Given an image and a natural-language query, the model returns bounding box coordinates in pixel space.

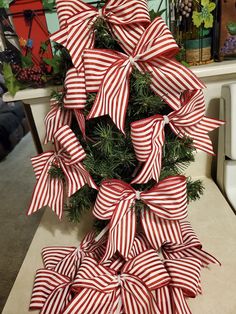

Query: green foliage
[0,0,13,9]
[3,63,22,96]
[149,9,166,21]
[48,165,65,180]
[21,54,34,68]
[227,22,236,36]
[42,0,55,11]
[43,55,62,75]
[66,186,97,223]
[187,178,205,202]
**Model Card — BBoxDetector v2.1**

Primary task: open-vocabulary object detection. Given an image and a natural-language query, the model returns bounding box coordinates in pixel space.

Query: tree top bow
[27,125,97,219]
[131,90,224,184]
[64,250,170,314]
[51,0,150,67]
[83,17,205,133]
[93,176,188,261]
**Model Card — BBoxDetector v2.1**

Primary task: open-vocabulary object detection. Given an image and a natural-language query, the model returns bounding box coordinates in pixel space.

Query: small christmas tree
[28,1,223,313]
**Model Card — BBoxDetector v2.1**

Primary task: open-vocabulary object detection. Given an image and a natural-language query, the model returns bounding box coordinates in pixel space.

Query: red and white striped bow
[29,232,108,313]
[131,90,224,184]
[162,220,220,267]
[44,67,86,143]
[155,257,202,314]
[64,249,170,314]
[93,176,187,261]
[51,0,150,67]
[83,17,204,133]
[28,125,97,219]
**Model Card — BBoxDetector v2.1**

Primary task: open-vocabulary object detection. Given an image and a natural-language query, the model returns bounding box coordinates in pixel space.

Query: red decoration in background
[9,0,53,64]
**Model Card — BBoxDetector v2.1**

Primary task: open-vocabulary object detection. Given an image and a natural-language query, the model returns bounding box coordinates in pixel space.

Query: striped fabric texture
[51,0,150,67]
[83,17,205,133]
[93,176,188,261]
[131,90,224,184]
[27,125,97,219]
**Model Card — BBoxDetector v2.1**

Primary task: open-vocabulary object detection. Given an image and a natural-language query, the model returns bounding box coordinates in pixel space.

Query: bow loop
[53,125,86,165]
[29,269,73,314]
[164,257,202,298]
[141,176,188,220]
[134,17,179,61]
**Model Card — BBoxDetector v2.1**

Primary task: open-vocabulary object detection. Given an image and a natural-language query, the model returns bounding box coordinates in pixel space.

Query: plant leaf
[204,14,213,28]
[149,9,166,21]
[2,63,21,96]
[192,11,203,28]
[42,0,55,10]
[207,2,216,12]
[21,54,33,68]
[43,55,61,74]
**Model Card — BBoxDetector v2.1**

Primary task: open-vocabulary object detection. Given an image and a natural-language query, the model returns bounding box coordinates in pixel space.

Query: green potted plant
[185,0,216,64]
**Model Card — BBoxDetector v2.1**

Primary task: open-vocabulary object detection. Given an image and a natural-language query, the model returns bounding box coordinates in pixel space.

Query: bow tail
[29,269,71,313]
[138,59,204,111]
[122,279,161,314]
[64,66,87,109]
[87,58,133,133]
[141,210,183,250]
[74,109,86,140]
[62,163,97,198]
[131,132,164,184]
[102,200,136,262]
[64,289,115,314]
[173,116,224,155]
[27,162,64,219]
[171,287,192,314]
[44,103,72,144]
[42,246,77,269]
[155,286,173,314]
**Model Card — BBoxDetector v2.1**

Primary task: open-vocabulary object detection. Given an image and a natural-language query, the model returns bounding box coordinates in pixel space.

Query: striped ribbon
[155,257,202,314]
[64,249,170,314]
[93,176,187,261]
[27,125,97,219]
[83,17,205,133]
[51,0,150,68]
[131,90,224,184]
[162,220,220,267]
[44,67,86,143]
[29,232,107,313]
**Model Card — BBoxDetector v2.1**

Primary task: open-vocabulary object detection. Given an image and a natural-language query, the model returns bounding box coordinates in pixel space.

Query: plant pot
[185,37,212,65]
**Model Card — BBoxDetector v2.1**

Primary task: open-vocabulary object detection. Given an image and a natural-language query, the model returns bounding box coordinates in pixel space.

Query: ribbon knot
[131,90,224,184]
[129,56,137,65]
[51,0,150,67]
[28,125,97,219]
[163,115,169,125]
[93,177,187,261]
[135,190,141,200]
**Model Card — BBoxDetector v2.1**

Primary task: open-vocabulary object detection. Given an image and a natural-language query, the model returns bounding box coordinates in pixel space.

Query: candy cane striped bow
[30,232,107,313]
[51,0,150,68]
[156,257,202,314]
[162,221,221,267]
[64,250,170,314]
[28,125,97,219]
[83,17,204,133]
[131,90,224,184]
[93,176,187,261]
[44,67,86,143]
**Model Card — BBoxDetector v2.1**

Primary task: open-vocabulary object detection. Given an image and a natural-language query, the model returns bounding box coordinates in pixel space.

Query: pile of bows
[27,0,223,313]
